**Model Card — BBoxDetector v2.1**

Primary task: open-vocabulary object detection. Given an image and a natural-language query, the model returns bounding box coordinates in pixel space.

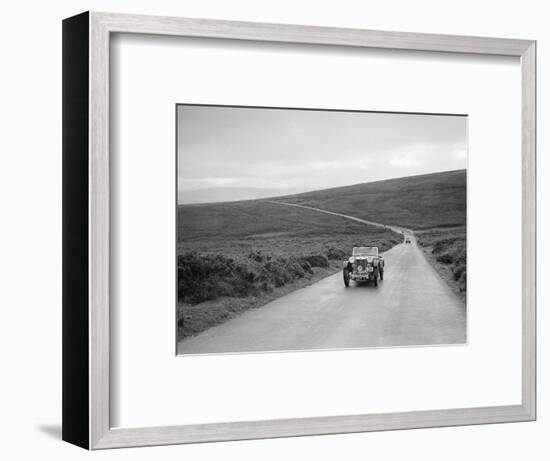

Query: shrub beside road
[416,227,467,301]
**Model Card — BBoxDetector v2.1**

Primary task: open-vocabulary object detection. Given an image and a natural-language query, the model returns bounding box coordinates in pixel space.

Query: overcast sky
[177,105,467,198]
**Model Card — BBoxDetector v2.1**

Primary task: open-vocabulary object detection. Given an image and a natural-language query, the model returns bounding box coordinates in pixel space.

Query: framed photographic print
[176,105,468,354]
[62,11,536,449]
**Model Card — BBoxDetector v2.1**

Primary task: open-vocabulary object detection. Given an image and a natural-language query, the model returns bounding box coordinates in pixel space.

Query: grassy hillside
[177,201,401,339]
[278,169,466,230]
[178,200,400,248]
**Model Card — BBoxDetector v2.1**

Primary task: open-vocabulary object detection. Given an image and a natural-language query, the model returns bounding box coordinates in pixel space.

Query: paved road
[177,205,466,355]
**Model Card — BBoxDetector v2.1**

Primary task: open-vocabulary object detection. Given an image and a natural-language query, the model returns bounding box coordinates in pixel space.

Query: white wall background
[0,0,545,459]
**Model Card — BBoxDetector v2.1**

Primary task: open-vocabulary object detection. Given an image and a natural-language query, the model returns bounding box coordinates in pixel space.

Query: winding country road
[177,203,466,355]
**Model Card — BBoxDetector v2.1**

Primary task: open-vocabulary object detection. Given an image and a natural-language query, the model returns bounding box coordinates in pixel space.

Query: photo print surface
[176,104,467,355]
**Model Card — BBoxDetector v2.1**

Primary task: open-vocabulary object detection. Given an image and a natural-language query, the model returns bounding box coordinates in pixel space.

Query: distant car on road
[405,238,411,244]
[343,246,384,287]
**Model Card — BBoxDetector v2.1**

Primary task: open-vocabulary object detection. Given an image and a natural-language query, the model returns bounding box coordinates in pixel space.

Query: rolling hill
[268,169,467,300]
[177,169,467,339]
[277,169,466,230]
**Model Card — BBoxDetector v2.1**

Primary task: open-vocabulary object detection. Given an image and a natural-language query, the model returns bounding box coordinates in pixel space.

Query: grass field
[277,169,466,230]
[177,201,401,339]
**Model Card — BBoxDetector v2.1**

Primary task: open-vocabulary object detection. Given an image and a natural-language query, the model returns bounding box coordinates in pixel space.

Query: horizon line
[178,168,466,206]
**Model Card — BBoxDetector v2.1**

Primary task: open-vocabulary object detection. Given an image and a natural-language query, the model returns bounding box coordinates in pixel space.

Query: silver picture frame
[62,11,536,449]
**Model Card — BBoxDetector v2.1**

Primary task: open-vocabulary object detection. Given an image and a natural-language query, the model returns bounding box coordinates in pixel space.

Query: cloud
[177,105,467,193]
[179,177,238,190]
[388,152,420,168]
[453,146,468,160]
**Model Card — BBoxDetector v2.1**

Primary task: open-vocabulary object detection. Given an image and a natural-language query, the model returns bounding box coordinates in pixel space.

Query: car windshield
[353,247,378,256]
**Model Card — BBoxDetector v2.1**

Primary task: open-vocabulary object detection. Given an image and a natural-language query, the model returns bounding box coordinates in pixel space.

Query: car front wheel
[343,268,350,287]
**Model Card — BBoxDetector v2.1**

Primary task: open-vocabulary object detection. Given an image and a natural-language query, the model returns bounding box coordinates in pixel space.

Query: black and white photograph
[176,104,467,354]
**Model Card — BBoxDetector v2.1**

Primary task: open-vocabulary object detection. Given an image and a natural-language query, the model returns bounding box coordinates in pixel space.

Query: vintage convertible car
[343,246,384,287]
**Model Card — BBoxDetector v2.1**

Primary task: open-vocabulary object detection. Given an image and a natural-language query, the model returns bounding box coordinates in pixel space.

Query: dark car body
[343,246,384,287]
